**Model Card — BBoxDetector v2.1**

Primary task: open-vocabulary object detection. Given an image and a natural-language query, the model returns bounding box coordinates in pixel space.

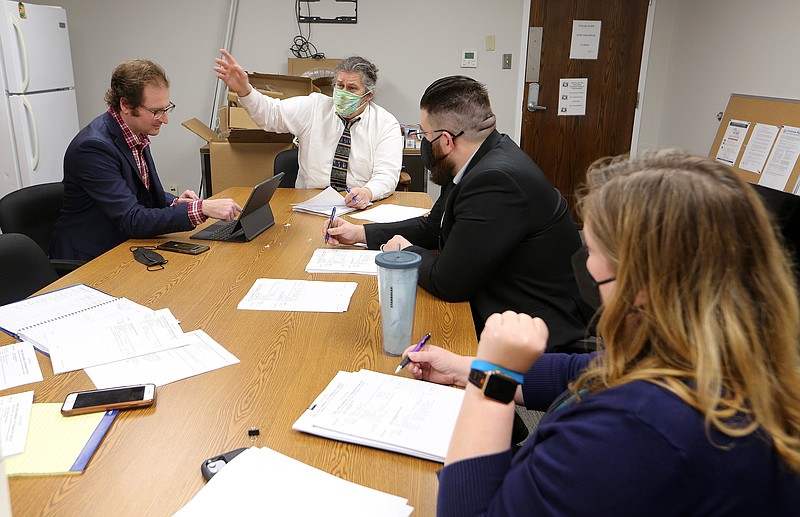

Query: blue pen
[325,206,336,244]
[395,333,432,374]
[345,187,359,203]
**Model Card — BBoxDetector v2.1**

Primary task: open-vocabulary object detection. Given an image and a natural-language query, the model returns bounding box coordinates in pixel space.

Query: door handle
[527,83,546,112]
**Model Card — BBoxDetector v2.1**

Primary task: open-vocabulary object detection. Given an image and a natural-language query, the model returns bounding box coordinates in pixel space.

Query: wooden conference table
[2,188,478,516]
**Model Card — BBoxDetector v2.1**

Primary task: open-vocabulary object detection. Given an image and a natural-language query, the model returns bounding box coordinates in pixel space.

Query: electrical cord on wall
[292,0,325,59]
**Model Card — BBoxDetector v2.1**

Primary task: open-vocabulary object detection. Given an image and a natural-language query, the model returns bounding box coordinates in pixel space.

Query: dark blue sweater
[438,353,800,516]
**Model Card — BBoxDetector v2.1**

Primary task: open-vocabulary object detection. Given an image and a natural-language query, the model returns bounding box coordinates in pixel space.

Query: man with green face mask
[214,50,402,208]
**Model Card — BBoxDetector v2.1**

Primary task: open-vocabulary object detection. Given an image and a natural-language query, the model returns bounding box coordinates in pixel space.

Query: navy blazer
[365,131,590,350]
[51,112,193,260]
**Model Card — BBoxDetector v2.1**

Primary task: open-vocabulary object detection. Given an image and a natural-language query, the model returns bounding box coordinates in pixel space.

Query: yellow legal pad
[5,403,117,476]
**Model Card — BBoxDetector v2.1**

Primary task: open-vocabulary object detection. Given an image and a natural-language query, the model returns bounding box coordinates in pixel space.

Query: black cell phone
[156,241,210,255]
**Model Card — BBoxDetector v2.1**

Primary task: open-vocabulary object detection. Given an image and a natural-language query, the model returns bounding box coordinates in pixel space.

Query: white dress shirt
[238,91,403,200]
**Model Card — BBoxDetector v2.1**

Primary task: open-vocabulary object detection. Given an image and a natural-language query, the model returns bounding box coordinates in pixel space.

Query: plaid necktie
[330,117,359,191]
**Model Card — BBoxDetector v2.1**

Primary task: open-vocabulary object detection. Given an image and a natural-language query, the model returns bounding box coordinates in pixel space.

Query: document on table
[292,186,359,216]
[46,308,191,374]
[0,391,33,457]
[4,404,116,476]
[20,297,156,354]
[0,284,115,343]
[348,204,430,223]
[305,248,381,275]
[0,343,42,390]
[84,330,240,388]
[238,279,358,312]
[293,369,465,462]
[175,446,413,517]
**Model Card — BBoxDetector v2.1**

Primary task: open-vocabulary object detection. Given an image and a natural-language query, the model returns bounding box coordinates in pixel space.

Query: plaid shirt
[108,108,205,225]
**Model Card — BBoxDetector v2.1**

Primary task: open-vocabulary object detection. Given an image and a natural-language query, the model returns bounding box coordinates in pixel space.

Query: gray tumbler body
[375,251,422,356]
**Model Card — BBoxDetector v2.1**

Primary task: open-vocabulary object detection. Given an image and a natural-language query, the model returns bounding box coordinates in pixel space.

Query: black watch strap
[468,368,518,404]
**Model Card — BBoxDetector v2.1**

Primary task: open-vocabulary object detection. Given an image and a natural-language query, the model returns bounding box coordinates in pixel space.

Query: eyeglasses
[409,125,463,142]
[140,102,176,121]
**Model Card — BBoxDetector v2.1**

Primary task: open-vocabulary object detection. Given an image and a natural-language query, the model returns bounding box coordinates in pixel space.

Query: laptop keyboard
[207,221,244,241]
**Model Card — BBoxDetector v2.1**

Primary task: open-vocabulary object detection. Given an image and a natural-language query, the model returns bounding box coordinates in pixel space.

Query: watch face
[484,373,517,403]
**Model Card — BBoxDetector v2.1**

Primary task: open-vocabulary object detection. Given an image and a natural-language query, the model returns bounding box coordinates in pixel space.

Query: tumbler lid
[375,250,422,269]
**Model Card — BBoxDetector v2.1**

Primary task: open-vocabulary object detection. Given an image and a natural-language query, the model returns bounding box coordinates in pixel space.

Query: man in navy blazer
[51,59,241,261]
[327,76,591,350]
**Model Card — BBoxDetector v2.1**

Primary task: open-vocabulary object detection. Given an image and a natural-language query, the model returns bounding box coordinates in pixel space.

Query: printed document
[292,186,358,216]
[715,119,750,165]
[238,279,357,312]
[740,123,780,173]
[84,330,240,388]
[759,125,800,191]
[0,391,33,457]
[348,204,430,223]
[305,249,381,275]
[0,343,42,390]
[293,369,465,462]
[46,308,190,374]
[175,446,413,517]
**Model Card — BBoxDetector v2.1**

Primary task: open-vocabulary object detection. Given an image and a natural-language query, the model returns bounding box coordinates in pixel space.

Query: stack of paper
[175,446,413,516]
[0,284,240,386]
[293,369,465,462]
[291,186,358,216]
[305,248,381,275]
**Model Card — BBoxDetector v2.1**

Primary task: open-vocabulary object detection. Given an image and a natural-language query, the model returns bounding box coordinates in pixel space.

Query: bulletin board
[709,94,800,193]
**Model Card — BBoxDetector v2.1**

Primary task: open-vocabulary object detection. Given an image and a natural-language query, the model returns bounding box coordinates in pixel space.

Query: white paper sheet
[569,20,601,59]
[84,330,239,388]
[305,249,381,275]
[0,391,33,457]
[0,343,42,390]
[558,78,588,116]
[740,123,780,173]
[715,119,750,165]
[175,447,413,517]
[238,279,357,312]
[759,125,800,191]
[292,187,359,216]
[348,204,431,223]
[46,308,190,374]
[293,369,465,462]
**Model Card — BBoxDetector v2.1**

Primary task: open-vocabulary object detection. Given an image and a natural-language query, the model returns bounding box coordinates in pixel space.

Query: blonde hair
[574,149,800,471]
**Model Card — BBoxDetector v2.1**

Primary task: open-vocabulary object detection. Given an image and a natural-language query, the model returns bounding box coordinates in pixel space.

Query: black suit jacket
[51,112,193,260]
[365,131,589,350]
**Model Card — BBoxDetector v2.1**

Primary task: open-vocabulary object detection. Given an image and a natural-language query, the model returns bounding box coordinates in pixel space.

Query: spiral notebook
[0,284,124,354]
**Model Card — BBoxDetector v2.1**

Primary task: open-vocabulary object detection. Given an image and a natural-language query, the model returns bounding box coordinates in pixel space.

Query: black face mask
[130,246,168,271]
[571,246,615,310]
[420,133,444,172]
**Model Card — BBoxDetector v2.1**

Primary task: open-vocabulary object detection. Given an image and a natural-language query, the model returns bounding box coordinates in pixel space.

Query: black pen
[394,333,432,374]
[325,206,336,244]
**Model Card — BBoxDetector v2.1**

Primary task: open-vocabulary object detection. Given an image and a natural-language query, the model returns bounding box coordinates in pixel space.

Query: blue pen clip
[345,187,359,203]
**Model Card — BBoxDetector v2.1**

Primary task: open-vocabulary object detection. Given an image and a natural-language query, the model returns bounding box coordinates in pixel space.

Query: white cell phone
[61,384,156,416]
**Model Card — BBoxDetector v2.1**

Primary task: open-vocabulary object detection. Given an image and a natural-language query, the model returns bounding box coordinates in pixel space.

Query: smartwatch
[468,360,523,404]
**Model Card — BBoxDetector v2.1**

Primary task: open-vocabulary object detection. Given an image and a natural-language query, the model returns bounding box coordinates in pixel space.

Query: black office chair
[0,182,84,276]
[273,148,299,188]
[0,233,59,306]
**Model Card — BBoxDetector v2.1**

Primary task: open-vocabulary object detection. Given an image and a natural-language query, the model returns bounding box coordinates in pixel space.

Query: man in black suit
[327,76,589,350]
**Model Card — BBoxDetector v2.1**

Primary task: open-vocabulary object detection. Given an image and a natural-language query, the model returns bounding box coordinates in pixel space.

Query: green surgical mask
[333,87,370,118]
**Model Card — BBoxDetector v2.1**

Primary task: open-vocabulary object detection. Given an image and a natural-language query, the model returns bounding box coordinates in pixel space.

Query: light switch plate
[461,50,478,68]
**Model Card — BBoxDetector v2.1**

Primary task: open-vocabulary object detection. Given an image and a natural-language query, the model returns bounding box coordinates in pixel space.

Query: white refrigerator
[0,1,79,200]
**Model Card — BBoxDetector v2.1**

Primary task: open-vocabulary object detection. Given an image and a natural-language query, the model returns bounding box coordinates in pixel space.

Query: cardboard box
[182,118,293,193]
[288,58,341,97]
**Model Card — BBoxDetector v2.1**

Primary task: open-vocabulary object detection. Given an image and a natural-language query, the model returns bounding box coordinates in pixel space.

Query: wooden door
[521,0,650,223]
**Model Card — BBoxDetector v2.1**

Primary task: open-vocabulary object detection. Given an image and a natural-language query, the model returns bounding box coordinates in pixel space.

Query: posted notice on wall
[739,123,780,174]
[570,21,601,59]
[757,125,800,192]
[715,119,750,165]
[558,79,588,116]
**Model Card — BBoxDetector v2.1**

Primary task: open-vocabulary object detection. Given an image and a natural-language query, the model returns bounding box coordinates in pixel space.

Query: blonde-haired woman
[404,150,800,515]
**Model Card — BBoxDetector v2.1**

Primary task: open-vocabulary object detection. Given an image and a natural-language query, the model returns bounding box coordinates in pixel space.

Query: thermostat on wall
[461,50,478,68]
